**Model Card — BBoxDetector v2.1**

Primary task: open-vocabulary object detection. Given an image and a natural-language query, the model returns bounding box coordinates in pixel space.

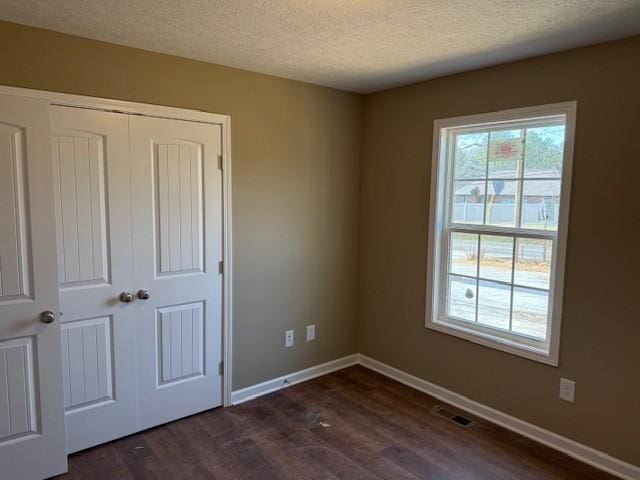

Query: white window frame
[425,102,577,366]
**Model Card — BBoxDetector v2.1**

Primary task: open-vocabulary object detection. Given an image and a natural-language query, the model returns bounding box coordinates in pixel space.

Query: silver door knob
[137,289,151,300]
[40,310,56,324]
[119,292,134,303]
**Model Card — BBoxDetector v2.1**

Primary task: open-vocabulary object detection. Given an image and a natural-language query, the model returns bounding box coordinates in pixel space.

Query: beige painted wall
[359,36,640,465]
[0,20,362,390]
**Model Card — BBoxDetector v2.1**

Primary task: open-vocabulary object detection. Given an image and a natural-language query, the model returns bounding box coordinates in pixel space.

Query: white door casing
[129,115,223,430]
[0,95,66,479]
[51,106,138,453]
[0,86,230,471]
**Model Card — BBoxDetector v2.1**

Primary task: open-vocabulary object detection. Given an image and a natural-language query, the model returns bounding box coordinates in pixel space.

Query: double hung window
[426,103,576,365]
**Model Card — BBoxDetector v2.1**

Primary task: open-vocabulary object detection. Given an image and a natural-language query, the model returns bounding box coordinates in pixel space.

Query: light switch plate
[306,324,316,342]
[559,378,575,402]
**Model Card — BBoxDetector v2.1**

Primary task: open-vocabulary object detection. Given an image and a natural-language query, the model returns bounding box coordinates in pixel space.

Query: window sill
[427,318,559,367]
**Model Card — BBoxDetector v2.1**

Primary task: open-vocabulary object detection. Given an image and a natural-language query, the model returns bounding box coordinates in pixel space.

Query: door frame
[0,85,235,407]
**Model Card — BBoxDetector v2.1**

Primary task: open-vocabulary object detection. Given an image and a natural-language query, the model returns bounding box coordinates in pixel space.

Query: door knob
[137,289,151,300]
[40,310,56,324]
[119,292,134,303]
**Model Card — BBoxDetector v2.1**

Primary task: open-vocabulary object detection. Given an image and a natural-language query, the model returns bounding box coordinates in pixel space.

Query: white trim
[429,102,578,130]
[428,320,558,366]
[0,85,234,407]
[0,85,229,124]
[230,354,359,405]
[425,101,577,367]
[358,354,640,480]
[221,116,234,407]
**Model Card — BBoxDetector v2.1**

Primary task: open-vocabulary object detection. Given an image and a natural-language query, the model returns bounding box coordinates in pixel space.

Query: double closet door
[52,106,223,453]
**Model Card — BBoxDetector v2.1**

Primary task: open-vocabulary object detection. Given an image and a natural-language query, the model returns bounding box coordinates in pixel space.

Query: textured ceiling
[1,0,640,93]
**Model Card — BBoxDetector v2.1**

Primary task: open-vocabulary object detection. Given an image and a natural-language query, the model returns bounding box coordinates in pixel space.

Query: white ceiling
[2,0,640,93]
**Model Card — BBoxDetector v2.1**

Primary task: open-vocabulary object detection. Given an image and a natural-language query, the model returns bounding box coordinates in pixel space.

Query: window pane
[479,235,513,282]
[452,180,485,224]
[488,129,524,179]
[477,280,511,330]
[524,125,565,178]
[512,287,549,339]
[521,180,560,230]
[485,180,518,227]
[447,275,476,322]
[454,132,487,179]
[514,238,552,289]
[450,232,478,277]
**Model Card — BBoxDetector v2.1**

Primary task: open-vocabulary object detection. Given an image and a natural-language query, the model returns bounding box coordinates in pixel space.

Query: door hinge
[218,154,223,170]
[218,260,224,274]
[219,361,224,375]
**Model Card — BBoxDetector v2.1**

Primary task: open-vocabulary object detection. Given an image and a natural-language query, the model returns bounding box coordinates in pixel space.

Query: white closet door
[51,106,138,453]
[0,95,66,479]
[129,115,223,430]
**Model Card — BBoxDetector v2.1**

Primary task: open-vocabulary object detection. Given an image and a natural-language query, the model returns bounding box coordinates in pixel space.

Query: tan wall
[0,20,362,390]
[359,36,640,465]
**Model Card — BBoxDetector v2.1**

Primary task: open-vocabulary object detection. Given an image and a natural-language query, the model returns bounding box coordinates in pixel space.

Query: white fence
[453,202,558,226]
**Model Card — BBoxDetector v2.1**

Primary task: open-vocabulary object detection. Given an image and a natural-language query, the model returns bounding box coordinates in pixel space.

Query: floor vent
[432,406,473,428]
[451,415,472,427]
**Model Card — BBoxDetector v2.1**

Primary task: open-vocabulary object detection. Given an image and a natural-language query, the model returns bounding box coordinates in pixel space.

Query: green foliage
[454,132,487,179]
[523,126,564,174]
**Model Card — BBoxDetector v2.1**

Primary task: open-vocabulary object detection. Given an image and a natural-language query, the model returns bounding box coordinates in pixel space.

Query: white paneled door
[52,107,223,453]
[130,115,223,430]
[52,106,138,453]
[0,96,66,479]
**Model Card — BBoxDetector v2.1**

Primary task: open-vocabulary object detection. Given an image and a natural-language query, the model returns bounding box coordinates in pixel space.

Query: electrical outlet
[306,324,316,342]
[559,378,575,402]
[285,329,294,348]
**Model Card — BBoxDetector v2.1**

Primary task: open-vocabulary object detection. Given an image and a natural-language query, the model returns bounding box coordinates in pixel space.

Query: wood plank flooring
[54,366,618,479]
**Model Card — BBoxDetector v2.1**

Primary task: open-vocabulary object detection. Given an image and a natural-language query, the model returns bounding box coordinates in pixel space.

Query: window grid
[443,122,562,342]
[451,176,562,182]
[508,235,516,331]
[474,234,480,324]
[445,233,553,332]
[451,124,564,232]
[427,103,575,365]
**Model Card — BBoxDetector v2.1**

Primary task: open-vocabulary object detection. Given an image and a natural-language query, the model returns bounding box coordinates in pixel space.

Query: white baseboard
[358,354,640,480]
[230,354,359,405]
[229,352,639,480]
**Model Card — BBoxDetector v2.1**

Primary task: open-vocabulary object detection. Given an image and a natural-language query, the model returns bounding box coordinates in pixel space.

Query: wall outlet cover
[285,329,294,348]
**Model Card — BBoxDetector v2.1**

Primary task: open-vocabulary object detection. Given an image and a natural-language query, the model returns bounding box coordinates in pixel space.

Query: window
[426,103,576,365]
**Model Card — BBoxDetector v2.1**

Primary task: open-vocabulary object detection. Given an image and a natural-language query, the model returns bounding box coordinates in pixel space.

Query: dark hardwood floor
[55,365,617,479]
